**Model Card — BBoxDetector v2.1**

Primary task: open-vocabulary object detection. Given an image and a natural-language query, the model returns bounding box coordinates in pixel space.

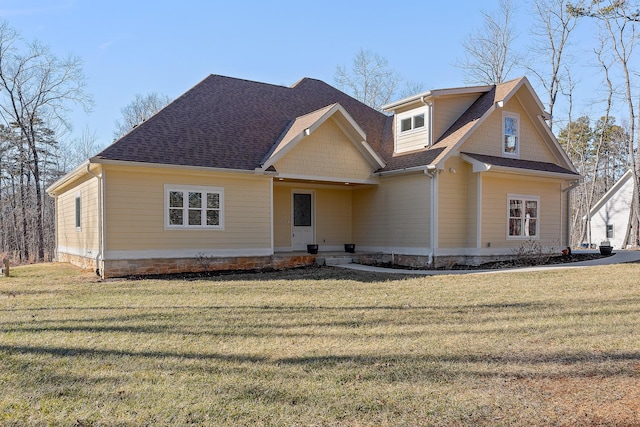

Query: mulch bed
[445,252,609,270]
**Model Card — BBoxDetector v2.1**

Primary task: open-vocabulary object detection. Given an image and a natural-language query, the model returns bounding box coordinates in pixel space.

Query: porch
[273,249,430,270]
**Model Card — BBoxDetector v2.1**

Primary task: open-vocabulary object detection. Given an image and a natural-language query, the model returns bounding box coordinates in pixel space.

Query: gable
[432,93,481,141]
[93,75,390,172]
[590,170,635,219]
[425,78,578,178]
[272,118,375,181]
[460,94,557,164]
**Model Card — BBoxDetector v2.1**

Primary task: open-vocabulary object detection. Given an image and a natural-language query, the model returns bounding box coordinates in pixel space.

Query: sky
[0,0,629,155]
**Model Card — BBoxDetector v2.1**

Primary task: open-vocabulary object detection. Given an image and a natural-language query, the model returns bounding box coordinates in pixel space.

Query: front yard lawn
[1,263,639,426]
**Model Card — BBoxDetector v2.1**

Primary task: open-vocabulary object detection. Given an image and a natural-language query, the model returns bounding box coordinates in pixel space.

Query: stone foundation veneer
[57,252,98,272]
[355,253,517,269]
[100,255,316,278]
[355,253,432,269]
[59,251,522,277]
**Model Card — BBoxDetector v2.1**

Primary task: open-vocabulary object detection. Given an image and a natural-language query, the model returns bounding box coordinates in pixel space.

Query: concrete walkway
[334,249,640,275]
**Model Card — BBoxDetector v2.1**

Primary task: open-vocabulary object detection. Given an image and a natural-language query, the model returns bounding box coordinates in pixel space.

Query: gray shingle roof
[461,152,579,176]
[96,75,390,171]
[94,74,574,177]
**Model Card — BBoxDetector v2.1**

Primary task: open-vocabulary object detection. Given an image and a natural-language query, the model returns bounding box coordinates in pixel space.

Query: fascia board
[460,154,581,180]
[46,160,91,195]
[262,103,385,171]
[90,157,258,175]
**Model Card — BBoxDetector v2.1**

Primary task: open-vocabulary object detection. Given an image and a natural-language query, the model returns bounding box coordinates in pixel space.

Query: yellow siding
[438,156,474,248]
[353,173,430,250]
[316,187,352,245]
[395,126,428,153]
[466,165,479,248]
[273,183,353,249]
[433,94,480,141]
[481,173,564,249]
[103,166,271,252]
[56,174,100,257]
[561,183,570,247]
[273,118,374,180]
[395,105,429,153]
[461,96,557,163]
[273,185,291,248]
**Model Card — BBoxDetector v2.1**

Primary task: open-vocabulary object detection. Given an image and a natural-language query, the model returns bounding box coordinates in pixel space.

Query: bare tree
[456,0,521,85]
[0,21,91,262]
[334,49,402,111]
[57,126,102,171]
[570,0,639,246]
[527,0,579,130]
[582,39,615,246]
[398,80,426,100]
[113,92,171,140]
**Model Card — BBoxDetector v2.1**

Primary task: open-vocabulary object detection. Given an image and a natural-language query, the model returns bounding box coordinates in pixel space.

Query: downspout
[421,96,437,264]
[424,165,438,266]
[53,195,59,261]
[563,180,580,248]
[420,96,433,147]
[86,164,104,277]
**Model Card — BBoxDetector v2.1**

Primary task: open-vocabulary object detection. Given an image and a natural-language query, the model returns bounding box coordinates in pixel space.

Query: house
[46,74,580,278]
[585,169,635,249]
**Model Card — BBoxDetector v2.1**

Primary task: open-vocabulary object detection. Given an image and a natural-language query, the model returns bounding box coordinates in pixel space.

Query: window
[400,113,425,133]
[75,195,81,229]
[503,112,519,157]
[165,185,223,229]
[606,224,614,239]
[508,195,539,238]
[293,193,312,226]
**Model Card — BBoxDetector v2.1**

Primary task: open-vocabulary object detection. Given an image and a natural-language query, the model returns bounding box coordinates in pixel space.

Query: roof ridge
[207,74,292,89]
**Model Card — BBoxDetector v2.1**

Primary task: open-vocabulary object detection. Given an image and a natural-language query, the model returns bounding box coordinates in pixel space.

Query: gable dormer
[383,96,432,154]
[394,105,430,153]
[383,85,492,155]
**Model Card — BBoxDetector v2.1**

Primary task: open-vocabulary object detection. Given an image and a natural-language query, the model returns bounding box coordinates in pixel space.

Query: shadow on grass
[0,344,266,363]
[126,265,423,283]
[2,344,639,381]
[3,300,639,339]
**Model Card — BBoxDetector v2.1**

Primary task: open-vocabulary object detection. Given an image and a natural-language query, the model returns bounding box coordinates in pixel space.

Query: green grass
[1,263,639,426]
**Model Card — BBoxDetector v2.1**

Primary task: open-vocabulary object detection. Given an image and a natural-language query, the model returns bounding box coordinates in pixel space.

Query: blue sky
[0,0,625,152]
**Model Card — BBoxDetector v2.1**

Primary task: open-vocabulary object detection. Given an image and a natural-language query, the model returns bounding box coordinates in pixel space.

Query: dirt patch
[511,375,640,426]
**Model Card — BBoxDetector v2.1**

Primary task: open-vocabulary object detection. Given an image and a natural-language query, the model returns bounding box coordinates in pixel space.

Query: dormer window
[394,106,430,153]
[503,111,519,157]
[400,113,425,133]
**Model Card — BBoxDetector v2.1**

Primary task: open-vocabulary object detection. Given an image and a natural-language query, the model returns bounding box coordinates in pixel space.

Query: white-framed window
[400,113,425,133]
[75,193,81,230]
[165,185,224,229]
[507,194,539,238]
[606,224,614,239]
[503,111,520,157]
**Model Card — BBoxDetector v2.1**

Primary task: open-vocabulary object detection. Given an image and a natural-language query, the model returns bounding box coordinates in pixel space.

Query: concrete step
[322,257,354,266]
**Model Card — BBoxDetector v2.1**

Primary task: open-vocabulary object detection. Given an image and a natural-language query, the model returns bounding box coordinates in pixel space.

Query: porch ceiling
[273,176,377,187]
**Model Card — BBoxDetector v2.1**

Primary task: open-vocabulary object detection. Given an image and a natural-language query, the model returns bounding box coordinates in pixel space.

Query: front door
[292,191,314,250]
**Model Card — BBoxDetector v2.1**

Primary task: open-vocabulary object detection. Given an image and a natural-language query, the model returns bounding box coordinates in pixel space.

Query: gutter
[90,157,260,176]
[376,164,438,177]
[47,159,90,196]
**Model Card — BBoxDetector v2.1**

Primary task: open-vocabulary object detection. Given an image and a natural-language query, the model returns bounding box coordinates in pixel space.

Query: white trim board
[104,248,274,260]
